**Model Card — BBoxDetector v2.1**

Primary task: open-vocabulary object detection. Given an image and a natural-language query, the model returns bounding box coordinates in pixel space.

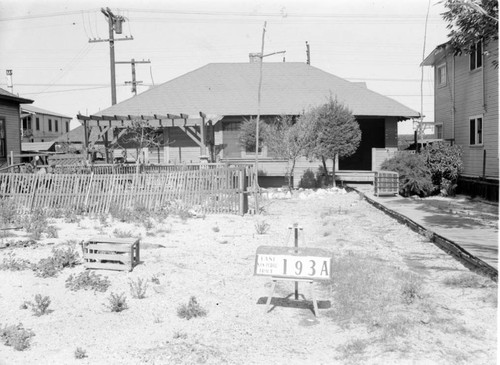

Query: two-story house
[422,40,499,200]
[20,104,72,142]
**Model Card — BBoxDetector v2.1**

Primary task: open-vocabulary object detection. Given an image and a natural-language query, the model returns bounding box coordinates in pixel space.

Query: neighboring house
[81,61,420,185]
[20,104,72,142]
[0,88,33,168]
[422,40,498,199]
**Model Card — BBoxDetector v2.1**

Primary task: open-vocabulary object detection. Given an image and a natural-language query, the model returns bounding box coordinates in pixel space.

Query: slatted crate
[374,171,399,197]
[82,237,140,272]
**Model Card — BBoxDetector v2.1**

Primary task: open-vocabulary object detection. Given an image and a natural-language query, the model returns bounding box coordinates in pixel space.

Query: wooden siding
[434,56,455,140]
[452,40,498,179]
[0,99,22,166]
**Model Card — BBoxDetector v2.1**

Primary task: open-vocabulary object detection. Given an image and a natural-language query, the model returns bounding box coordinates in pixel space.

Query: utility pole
[306,41,311,65]
[89,7,133,105]
[116,59,151,95]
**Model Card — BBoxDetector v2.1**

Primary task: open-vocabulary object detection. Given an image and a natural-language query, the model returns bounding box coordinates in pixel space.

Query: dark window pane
[470,119,475,144]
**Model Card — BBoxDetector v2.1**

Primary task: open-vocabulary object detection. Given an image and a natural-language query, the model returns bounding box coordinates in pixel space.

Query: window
[0,119,5,158]
[48,119,52,131]
[470,41,483,70]
[469,116,483,145]
[435,124,443,139]
[36,118,40,130]
[437,63,446,87]
[66,121,69,133]
[55,120,58,132]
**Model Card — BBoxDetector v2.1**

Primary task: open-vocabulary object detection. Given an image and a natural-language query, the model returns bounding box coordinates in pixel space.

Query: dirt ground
[0,188,497,364]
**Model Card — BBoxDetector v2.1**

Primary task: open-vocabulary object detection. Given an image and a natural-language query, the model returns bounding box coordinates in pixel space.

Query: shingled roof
[0,87,33,104]
[96,62,420,119]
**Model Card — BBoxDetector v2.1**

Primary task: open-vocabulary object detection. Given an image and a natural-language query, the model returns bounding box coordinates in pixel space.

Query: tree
[113,119,164,171]
[263,115,311,190]
[302,98,361,187]
[238,117,268,153]
[441,0,498,54]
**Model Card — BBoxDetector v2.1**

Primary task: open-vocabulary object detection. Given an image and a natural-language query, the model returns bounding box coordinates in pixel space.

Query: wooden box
[374,171,399,196]
[82,237,140,272]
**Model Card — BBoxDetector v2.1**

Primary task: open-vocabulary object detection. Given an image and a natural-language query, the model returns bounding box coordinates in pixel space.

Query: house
[20,104,72,142]
[422,40,498,199]
[0,88,33,168]
[80,61,420,185]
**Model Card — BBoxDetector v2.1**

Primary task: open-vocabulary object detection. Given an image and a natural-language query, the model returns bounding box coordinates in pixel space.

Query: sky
[0,0,451,134]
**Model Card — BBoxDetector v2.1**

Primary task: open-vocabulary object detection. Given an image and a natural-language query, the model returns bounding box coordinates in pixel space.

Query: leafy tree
[263,115,311,190]
[238,118,268,152]
[441,0,498,54]
[302,98,361,186]
[421,141,463,195]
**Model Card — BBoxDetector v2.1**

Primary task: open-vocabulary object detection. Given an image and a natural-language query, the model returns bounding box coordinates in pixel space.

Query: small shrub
[74,347,88,359]
[422,141,463,194]
[0,323,35,351]
[254,220,270,235]
[21,208,48,240]
[299,168,318,189]
[0,198,20,227]
[400,272,423,305]
[105,292,128,312]
[25,294,51,316]
[65,271,111,292]
[150,275,160,285]
[129,278,148,299]
[380,152,433,197]
[212,226,220,233]
[113,228,133,238]
[32,247,80,278]
[177,296,207,320]
[45,225,59,238]
[0,252,31,271]
[173,330,188,340]
[143,218,154,230]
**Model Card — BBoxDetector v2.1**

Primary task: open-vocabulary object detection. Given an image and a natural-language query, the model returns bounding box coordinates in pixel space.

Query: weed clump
[0,252,31,271]
[177,296,207,320]
[0,323,35,351]
[66,271,111,292]
[32,246,80,278]
[400,271,424,305]
[129,278,148,299]
[105,292,128,312]
[22,294,51,316]
[254,220,270,235]
[74,347,88,359]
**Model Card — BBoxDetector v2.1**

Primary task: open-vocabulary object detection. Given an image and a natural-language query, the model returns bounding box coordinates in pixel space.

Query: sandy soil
[0,188,497,365]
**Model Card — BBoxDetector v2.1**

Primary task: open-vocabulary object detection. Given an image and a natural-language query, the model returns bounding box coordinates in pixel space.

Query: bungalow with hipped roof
[79,61,420,186]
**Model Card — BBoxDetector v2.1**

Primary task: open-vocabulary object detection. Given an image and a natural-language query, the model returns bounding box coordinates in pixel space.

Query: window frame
[437,63,447,87]
[55,119,58,132]
[36,117,40,131]
[469,115,483,146]
[48,119,52,132]
[470,40,483,71]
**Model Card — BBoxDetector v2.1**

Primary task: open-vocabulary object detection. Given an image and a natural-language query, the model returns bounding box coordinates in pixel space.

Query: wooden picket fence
[0,167,249,215]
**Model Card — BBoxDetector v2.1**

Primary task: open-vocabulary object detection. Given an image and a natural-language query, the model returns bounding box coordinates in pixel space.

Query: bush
[177,296,207,320]
[0,252,31,271]
[65,271,111,292]
[105,292,128,312]
[32,247,80,278]
[74,347,88,359]
[298,169,318,189]
[21,208,48,240]
[400,272,423,305]
[254,220,270,235]
[24,294,51,316]
[380,152,433,197]
[0,323,35,351]
[0,198,20,227]
[421,142,463,195]
[129,278,148,299]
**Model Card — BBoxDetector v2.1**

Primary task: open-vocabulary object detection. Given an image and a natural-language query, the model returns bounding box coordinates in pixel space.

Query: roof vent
[248,53,262,63]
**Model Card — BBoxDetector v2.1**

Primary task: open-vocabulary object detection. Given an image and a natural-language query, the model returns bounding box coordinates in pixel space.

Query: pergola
[77,112,222,163]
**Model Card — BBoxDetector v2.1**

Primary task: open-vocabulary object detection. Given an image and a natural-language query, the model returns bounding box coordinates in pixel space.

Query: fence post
[239,167,248,215]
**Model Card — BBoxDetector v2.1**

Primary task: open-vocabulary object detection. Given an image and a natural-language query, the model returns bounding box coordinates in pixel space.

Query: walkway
[349,184,498,274]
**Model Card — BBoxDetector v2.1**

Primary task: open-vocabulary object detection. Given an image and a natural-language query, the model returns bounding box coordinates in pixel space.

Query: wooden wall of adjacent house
[434,54,454,140]
[453,40,498,179]
[164,126,201,164]
[0,100,21,166]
